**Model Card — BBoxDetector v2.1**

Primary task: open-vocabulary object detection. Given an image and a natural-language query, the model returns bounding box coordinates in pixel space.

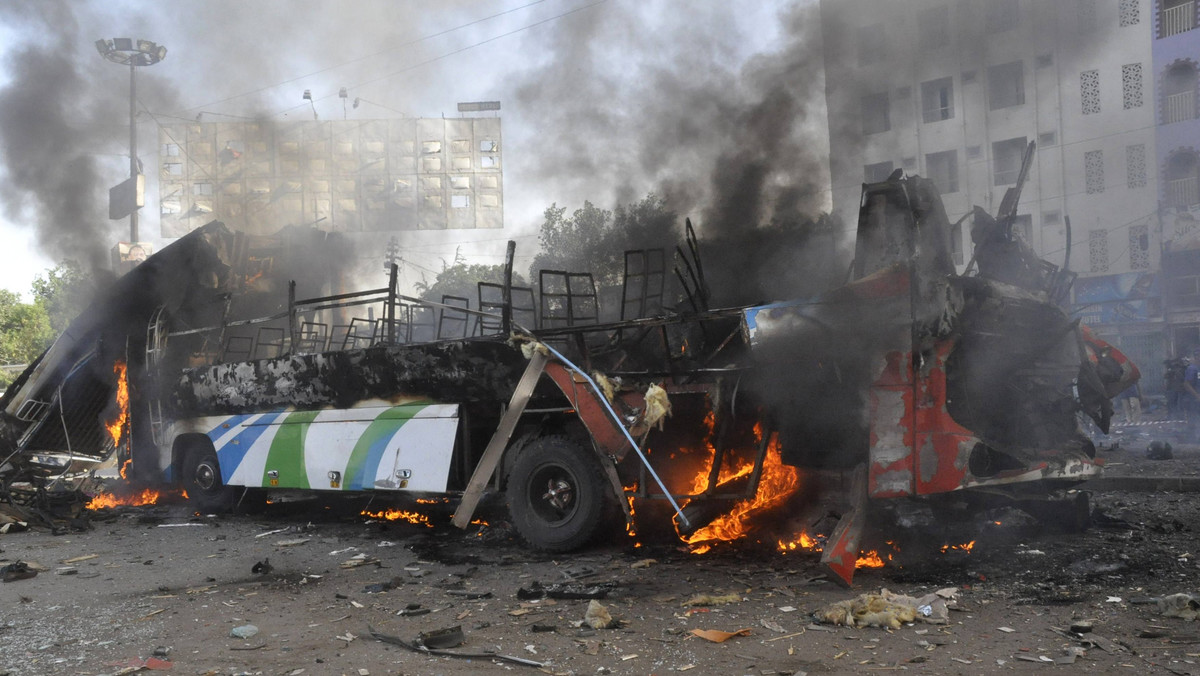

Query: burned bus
[0,143,1137,584]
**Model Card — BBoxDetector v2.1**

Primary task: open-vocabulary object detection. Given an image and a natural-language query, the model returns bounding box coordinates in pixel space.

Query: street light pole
[96,38,166,245]
[128,57,138,242]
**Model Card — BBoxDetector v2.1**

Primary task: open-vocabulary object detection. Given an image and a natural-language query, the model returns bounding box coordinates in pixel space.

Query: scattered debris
[230,624,259,639]
[1158,593,1200,621]
[690,627,752,643]
[369,625,544,668]
[1,561,37,582]
[682,592,741,607]
[275,538,311,547]
[631,559,656,569]
[585,600,615,629]
[418,626,463,650]
[517,581,610,600]
[1146,441,1174,460]
[341,554,382,568]
[816,588,956,629]
[251,558,272,574]
[760,618,786,634]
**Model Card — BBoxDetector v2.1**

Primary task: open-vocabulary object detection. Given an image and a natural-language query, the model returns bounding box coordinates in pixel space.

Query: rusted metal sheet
[542,363,632,460]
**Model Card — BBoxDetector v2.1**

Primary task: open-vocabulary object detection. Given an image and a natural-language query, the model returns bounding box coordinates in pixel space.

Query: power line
[170,0,554,117]
[271,0,607,118]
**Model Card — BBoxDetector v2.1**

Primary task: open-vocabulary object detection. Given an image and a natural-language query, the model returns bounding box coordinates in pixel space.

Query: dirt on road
[2,438,1199,676]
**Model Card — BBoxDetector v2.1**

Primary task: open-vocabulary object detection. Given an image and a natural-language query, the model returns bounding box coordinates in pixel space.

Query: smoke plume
[0,3,135,274]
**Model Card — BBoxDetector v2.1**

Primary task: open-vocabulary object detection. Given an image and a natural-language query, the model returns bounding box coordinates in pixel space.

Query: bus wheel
[182,445,237,513]
[506,436,613,552]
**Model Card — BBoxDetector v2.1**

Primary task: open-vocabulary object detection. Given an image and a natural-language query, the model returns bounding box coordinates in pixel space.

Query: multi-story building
[820,0,1176,392]
[1154,0,1200,364]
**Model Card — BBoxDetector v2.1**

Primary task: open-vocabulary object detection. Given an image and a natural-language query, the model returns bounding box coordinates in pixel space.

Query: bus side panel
[369,406,460,492]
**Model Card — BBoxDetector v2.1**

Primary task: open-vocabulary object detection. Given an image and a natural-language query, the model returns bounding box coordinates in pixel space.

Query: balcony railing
[1164,90,1197,123]
[1167,176,1200,209]
[1161,2,1196,38]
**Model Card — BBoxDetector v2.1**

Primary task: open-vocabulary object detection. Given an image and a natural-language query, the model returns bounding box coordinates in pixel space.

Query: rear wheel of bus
[505,435,615,552]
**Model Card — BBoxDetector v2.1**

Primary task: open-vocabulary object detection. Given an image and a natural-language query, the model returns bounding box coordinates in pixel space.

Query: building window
[1165,149,1200,209]
[986,0,1018,31]
[1129,224,1151,270]
[1162,61,1198,123]
[1089,229,1110,273]
[926,150,959,193]
[192,182,213,196]
[1044,210,1061,225]
[864,161,895,183]
[1085,150,1106,194]
[1122,63,1144,109]
[992,137,1027,185]
[1081,70,1101,115]
[921,77,955,122]
[919,5,950,47]
[161,143,179,156]
[988,61,1025,110]
[1038,131,1057,147]
[861,91,890,134]
[1127,144,1148,188]
[1120,0,1141,26]
[451,195,470,208]
[858,23,886,65]
[1159,0,1196,38]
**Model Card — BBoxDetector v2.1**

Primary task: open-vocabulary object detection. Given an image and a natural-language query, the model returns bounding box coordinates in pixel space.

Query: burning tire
[506,436,614,552]
[181,443,237,513]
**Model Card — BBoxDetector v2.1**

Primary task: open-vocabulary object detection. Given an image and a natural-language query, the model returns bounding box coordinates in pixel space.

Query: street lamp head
[95,37,167,67]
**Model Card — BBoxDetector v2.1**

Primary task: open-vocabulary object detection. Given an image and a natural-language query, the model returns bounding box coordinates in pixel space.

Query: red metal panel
[543,362,633,460]
[912,340,977,495]
[868,350,916,498]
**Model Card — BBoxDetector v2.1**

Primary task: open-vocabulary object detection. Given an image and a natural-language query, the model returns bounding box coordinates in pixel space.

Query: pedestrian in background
[1185,347,1200,443]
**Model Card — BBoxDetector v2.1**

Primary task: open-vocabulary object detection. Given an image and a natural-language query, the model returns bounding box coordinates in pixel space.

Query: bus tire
[182,443,237,513]
[506,436,613,552]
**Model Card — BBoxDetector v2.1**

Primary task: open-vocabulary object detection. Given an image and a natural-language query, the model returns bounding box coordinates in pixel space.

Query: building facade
[1154,0,1200,365]
[157,117,503,238]
[820,0,1177,392]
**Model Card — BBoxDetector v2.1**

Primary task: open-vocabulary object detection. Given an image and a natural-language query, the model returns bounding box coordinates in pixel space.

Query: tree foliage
[32,261,95,334]
[0,262,97,389]
[529,194,678,288]
[414,252,528,305]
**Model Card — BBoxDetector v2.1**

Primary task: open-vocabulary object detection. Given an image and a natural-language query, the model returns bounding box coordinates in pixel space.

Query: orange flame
[361,508,433,527]
[86,488,160,510]
[105,360,129,446]
[855,550,885,568]
[940,540,975,554]
[777,530,823,553]
[682,431,800,553]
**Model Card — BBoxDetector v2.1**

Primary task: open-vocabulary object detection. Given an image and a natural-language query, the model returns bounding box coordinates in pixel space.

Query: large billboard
[157,117,502,237]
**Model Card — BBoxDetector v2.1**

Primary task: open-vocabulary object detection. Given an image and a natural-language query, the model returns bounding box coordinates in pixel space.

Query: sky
[0,0,830,299]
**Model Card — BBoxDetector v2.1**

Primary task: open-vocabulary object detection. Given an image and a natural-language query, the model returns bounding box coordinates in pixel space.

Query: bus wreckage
[0,142,1137,585]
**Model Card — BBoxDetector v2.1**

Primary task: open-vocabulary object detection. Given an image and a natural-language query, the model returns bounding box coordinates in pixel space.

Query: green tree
[0,290,52,390]
[529,194,677,288]
[414,253,529,305]
[31,261,95,334]
[0,262,97,390]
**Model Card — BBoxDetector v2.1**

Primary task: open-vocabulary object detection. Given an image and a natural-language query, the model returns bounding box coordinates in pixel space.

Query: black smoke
[509,3,841,302]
